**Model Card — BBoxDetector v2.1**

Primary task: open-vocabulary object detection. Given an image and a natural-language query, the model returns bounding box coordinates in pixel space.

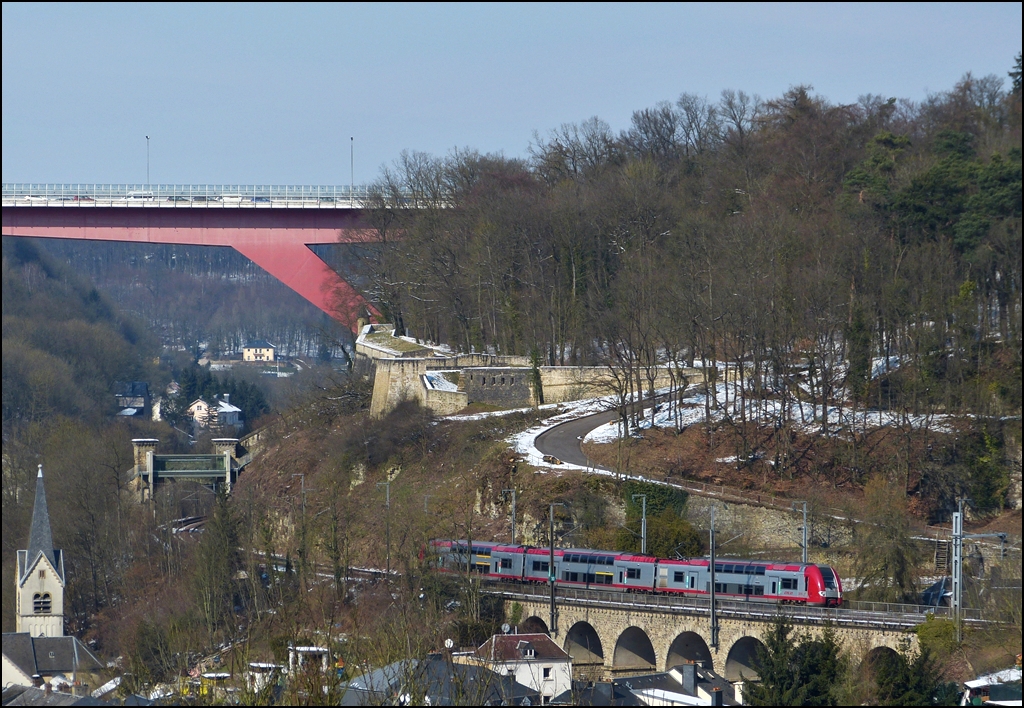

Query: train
[429,540,843,607]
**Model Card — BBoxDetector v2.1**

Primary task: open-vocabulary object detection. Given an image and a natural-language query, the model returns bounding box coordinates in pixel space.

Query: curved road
[535,396,668,469]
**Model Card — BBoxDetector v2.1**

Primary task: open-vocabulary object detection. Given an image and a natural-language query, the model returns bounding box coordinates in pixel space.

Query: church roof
[22,466,64,585]
[2,633,103,680]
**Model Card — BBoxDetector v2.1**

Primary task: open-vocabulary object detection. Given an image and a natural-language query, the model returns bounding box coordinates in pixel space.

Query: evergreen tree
[193,489,241,644]
[743,618,805,705]
[744,618,849,706]
[874,638,957,706]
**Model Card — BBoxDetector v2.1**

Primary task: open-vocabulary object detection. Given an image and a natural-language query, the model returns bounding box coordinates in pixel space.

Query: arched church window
[33,593,52,613]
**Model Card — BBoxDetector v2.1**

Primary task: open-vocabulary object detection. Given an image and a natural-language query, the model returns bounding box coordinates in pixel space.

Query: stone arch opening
[519,616,549,635]
[564,622,604,665]
[613,626,657,671]
[859,646,900,678]
[666,631,713,670]
[725,636,766,682]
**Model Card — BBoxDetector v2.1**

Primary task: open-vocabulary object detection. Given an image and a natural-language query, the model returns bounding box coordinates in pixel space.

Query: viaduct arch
[508,599,913,680]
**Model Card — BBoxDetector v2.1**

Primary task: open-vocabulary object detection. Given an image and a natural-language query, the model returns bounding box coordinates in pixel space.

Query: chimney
[711,687,724,706]
[681,661,697,696]
[223,393,229,404]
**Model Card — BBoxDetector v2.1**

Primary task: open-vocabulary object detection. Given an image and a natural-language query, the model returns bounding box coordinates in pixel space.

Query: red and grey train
[430,540,843,607]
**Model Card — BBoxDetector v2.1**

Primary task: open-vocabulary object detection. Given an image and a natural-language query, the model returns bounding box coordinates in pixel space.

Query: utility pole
[793,500,808,564]
[503,488,517,543]
[378,481,391,575]
[709,506,719,651]
[952,499,963,642]
[549,502,565,636]
[146,136,150,189]
[350,136,354,201]
[632,494,648,555]
[952,497,1007,643]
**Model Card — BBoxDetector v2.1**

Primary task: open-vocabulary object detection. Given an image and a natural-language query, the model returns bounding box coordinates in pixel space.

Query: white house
[243,340,276,362]
[188,395,242,430]
[468,633,572,705]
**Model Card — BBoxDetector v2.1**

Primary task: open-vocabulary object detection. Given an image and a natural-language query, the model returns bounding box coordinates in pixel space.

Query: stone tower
[15,465,65,637]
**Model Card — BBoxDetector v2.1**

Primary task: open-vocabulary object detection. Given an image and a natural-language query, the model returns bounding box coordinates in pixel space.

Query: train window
[753,586,764,596]
[673,571,685,583]
[771,581,777,594]
[500,558,512,569]
[564,571,579,582]
[781,578,797,590]
[819,566,836,588]
[532,561,549,572]
[595,573,613,584]
[626,568,641,580]
[689,575,697,589]
[714,583,728,593]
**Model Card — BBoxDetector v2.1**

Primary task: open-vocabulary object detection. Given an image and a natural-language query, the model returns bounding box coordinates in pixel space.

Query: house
[243,340,276,363]
[113,381,150,418]
[187,395,242,431]
[571,662,737,706]
[960,666,1022,706]
[341,655,539,706]
[3,466,103,693]
[459,633,573,705]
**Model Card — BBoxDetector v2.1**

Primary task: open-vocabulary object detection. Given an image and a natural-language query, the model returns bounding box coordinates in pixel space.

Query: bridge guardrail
[485,582,984,629]
[2,183,374,207]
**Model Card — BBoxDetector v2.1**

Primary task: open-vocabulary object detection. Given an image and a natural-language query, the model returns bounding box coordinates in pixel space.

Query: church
[2,465,102,692]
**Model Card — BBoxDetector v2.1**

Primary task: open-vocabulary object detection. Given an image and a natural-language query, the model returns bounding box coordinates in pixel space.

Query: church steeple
[16,464,65,637]
[27,465,58,576]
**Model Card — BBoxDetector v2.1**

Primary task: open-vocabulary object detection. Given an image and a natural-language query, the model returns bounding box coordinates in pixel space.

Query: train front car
[804,564,843,607]
[797,564,841,606]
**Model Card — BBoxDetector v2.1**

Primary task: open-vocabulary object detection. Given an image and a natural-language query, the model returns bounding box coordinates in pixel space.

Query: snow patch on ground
[423,370,460,392]
[583,378,955,444]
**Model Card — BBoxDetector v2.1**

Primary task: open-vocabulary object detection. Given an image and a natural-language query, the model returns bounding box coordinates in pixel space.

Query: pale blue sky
[2,2,1020,185]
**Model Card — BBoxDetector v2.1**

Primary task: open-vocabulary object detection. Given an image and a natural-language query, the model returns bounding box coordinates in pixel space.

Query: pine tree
[743,618,806,705]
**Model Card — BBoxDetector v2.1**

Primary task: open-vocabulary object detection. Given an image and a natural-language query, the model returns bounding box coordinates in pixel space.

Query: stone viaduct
[500,592,914,682]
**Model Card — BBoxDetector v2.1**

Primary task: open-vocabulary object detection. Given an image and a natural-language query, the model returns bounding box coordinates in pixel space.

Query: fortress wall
[370,358,430,417]
[423,386,469,416]
[539,366,695,403]
[464,367,535,407]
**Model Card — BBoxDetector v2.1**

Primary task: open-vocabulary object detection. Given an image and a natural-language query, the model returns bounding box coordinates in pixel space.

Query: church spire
[27,464,56,572]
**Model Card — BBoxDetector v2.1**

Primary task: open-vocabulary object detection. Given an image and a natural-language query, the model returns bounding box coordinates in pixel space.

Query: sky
[2,2,1021,186]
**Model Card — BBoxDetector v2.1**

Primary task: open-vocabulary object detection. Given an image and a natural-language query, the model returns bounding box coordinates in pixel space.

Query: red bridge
[2,185,377,330]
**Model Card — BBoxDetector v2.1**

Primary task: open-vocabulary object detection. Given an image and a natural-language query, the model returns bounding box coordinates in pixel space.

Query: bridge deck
[3,183,372,208]
[485,582,984,630]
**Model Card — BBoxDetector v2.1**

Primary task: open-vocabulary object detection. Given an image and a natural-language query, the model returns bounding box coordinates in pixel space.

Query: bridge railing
[2,183,375,207]
[485,582,984,628]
